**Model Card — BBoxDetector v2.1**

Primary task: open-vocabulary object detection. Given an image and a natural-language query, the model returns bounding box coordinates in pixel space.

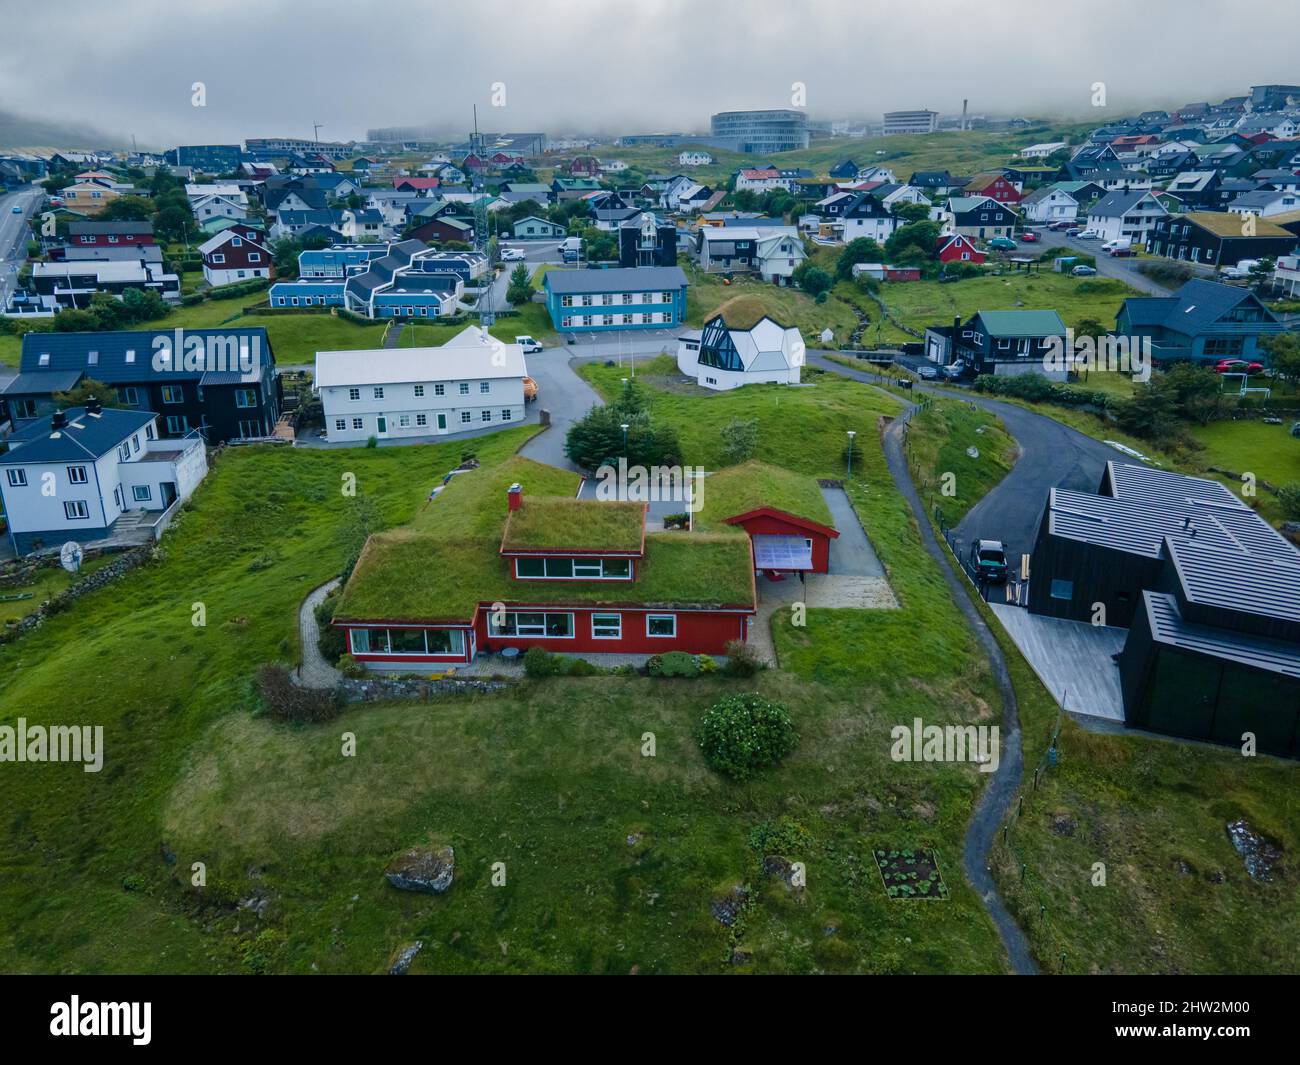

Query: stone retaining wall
[0,546,153,644]
[338,676,511,703]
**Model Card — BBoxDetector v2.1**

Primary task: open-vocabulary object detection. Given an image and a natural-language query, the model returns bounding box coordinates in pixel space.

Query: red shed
[937,233,986,264]
[723,506,840,574]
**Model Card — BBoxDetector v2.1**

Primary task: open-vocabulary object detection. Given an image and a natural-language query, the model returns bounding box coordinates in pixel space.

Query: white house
[1019,142,1068,159]
[191,194,249,223]
[676,313,803,391]
[1227,189,1300,218]
[315,325,527,444]
[679,150,714,167]
[1086,190,1168,244]
[1021,186,1080,223]
[0,401,208,556]
[184,183,247,208]
[734,168,793,193]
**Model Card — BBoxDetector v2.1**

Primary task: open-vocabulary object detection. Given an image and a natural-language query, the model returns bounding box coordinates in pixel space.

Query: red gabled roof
[723,506,840,540]
[394,176,440,190]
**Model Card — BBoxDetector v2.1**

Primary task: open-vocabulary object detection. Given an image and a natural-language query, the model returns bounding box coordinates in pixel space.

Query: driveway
[518,346,603,471]
[821,485,885,577]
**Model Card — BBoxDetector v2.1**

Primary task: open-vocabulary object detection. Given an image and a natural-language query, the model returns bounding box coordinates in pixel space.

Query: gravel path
[294,578,342,689]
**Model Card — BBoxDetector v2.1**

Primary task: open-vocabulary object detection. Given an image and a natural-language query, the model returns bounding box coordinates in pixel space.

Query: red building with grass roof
[330,461,759,667]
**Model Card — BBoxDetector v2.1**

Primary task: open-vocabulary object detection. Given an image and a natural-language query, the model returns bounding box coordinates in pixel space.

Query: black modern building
[618,213,677,268]
[1029,462,1300,756]
[2,328,281,444]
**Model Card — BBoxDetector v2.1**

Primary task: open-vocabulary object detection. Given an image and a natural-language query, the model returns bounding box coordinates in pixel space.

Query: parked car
[914,364,939,380]
[10,206,20,214]
[988,236,1017,250]
[1065,227,1083,237]
[1077,230,1101,240]
[1071,264,1097,276]
[1213,359,1264,375]
[500,247,525,262]
[1019,231,1038,242]
[515,335,543,354]
[942,361,966,380]
[969,539,1009,584]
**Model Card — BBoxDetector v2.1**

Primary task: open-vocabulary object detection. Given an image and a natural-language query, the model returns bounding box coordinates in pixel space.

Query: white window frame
[63,499,90,520]
[646,614,677,638]
[591,613,622,639]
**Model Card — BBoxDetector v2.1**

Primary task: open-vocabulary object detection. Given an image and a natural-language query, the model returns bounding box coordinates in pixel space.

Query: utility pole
[313,123,323,144]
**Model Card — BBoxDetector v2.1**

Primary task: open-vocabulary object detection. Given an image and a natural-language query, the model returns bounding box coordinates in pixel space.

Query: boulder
[385,845,455,894]
[709,883,749,926]
[388,941,423,975]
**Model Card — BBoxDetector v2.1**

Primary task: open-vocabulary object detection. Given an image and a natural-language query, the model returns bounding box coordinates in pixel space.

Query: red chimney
[507,483,522,512]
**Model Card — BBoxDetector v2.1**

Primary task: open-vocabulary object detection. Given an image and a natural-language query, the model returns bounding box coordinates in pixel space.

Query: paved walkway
[821,486,886,578]
[989,605,1126,722]
[294,578,342,689]
[880,404,1037,975]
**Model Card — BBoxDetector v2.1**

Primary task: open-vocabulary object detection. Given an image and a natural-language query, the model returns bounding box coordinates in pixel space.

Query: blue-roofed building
[0,399,209,556]
[1,329,281,443]
[543,266,688,334]
[1115,279,1287,365]
[268,279,348,307]
[299,244,390,278]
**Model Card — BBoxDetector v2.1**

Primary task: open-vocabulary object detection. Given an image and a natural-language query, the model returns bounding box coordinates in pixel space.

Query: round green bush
[697,694,797,779]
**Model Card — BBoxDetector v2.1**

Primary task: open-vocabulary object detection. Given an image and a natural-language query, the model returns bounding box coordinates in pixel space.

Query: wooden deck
[990,604,1127,722]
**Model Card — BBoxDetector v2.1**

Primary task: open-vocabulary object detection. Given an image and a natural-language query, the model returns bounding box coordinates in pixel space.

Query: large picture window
[350,628,465,656]
[646,614,676,638]
[488,612,574,638]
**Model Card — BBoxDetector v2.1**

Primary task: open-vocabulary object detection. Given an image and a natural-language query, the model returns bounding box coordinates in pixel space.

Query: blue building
[167,144,243,173]
[269,280,347,307]
[298,245,389,278]
[543,266,688,334]
[1115,279,1287,366]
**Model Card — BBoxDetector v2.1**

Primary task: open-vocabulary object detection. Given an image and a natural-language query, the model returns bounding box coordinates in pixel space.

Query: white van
[515,335,543,354]
[1102,237,1131,254]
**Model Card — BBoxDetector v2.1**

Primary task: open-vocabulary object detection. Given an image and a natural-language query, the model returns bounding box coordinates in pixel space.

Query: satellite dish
[59,541,83,573]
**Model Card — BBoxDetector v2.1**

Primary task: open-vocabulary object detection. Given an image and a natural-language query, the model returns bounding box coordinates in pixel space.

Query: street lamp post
[846,429,856,480]
[621,422,630,455]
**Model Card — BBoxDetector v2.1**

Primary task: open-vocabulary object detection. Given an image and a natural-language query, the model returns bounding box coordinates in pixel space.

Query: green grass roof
[697,460,835,533]
[334,456,755,623]
[501,496,645,554]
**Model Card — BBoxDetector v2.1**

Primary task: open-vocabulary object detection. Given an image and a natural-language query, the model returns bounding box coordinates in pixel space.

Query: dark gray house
[1028,462,1300,756]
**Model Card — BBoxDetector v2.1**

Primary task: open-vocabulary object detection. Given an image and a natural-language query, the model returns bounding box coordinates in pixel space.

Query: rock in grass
[386,846,454,894]
[709,883,749,926]
[388,941,423,975]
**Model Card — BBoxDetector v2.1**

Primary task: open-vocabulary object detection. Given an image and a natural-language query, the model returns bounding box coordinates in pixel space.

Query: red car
[1019,231,1038,242]
[1213,359,1264,375]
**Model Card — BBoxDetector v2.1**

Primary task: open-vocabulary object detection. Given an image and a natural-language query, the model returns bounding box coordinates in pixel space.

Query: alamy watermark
[1042,330,1152,383]
[890,718,1000,774]
[151,328,261,376]
[0,718,103,772]
[593,459,705,513]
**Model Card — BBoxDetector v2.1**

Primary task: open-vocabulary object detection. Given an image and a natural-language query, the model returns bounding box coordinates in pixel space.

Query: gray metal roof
[543,266,687,294]
[0,406,156,464]
[1143,592,1300,677]
[1165,535,1300,623]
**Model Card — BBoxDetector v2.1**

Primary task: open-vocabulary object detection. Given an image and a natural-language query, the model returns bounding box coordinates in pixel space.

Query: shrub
[255,664,342,724]
[722,639,764,677]
[697,694,797,779]
[645,653,664,676]
[613,663,637,677]
[523,645,556,677]
[366,435,378,448]
[1278,482,1300,520]
[565,656,600,676]
[661,512,690,530]
[336,654,366,679]
[698,654,719,674]
[315,593,346,663]
[658,650,699,678]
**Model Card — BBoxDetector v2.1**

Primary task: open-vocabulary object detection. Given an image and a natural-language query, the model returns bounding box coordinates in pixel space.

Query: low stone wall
[0,545,153,644]
[338,676,511,703]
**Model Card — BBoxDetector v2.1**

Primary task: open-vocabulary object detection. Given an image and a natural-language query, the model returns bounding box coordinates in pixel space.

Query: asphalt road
[0,183,41,310]
[809,352,1129,566]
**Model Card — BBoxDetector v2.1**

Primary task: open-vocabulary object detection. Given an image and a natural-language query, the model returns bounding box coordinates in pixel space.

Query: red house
[964,173,1023,205]
[199,226,272,288]
[936,233,986,264]
[67,220,155,248]
[332,462,759,668]
[564,155,601,177]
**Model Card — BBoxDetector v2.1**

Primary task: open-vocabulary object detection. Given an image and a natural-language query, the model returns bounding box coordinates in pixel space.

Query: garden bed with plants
[873,847,950,901]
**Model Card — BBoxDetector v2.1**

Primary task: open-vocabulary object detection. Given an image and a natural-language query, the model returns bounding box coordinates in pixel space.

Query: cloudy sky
[1,0,1295,146]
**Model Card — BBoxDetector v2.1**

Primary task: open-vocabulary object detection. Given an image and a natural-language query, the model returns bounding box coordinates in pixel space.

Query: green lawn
[682,262,859,348]
[0,364,1021,974]
[905,398,1019,527]
[841,273,1137,348]
[0,557,113,626]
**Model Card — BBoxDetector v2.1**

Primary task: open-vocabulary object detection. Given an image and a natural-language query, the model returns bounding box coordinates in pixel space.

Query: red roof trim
[723,506,840,539]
